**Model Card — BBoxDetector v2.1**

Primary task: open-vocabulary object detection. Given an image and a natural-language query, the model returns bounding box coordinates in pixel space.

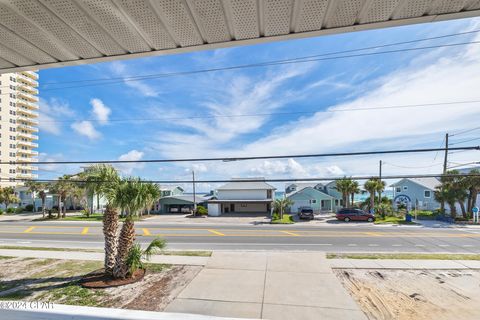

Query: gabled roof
[217,178,276,191]
[286,187,335,200]
[162,194,212,204]
[285,182,323,190]
[390,178,440,190]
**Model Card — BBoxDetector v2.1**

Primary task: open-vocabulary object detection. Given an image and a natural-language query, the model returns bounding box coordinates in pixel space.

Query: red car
[336,208,375,222]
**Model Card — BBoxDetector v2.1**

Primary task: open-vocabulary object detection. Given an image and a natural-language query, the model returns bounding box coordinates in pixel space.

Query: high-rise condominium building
[0,71,39,187]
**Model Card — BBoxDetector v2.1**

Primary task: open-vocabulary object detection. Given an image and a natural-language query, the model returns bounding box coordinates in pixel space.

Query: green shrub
[126,238,167,276]
[6,207,15,214]
[25,204,34,212]
[196,206,208,216]
[0,209,3,215]
[15,207,24,214]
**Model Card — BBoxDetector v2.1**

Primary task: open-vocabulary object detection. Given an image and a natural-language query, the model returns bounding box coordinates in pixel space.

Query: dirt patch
[0,257,201,311]
[123,265,202,311]
[80,268,146,289]
[336,269,480,320]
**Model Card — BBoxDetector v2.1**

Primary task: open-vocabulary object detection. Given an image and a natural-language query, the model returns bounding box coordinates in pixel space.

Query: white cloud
[39,99,75,135]
[116,150,145,174]
[71,121,101,140]
[90,98,111,125]
[147,23,480,180]
[109,61,160,97]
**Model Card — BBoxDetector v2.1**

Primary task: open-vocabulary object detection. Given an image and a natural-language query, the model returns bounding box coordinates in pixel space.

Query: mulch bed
[79,268,146,289]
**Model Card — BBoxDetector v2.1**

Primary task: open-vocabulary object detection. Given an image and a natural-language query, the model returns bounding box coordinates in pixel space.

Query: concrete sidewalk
[165,252,367,320]
[0,249,208,266]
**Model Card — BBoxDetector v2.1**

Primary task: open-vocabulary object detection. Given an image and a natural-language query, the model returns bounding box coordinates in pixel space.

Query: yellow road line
[364,232,382,237]
[142,228,151,236]
[23,226,36,233]
[81,227,89,235]
[282,230,300,236]
[208,229,225,236]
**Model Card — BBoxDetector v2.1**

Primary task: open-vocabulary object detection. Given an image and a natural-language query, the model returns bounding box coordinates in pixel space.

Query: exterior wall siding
[392,180,440,211]
[217,189,269,200]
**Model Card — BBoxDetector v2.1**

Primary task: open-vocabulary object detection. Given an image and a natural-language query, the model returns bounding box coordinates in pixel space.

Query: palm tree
[50,176,72,218]
[84,164,121,276]
[0,187,20,210]
[364,179,378,212]
[38,186,49,218]
[335,178,353,208]
[466,169,480,212]
[273,198,294,220]
[435,170,466,218]
[112,177,149,279]
[24,181,40,212]
[143,183,160,216]
[349,181,360,207]
[376,180,386,204]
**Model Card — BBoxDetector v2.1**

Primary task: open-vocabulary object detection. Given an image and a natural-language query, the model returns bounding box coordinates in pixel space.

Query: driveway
[165,251,367,320]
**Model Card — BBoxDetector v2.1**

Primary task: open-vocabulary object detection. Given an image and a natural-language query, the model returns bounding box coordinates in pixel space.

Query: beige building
[0,71,39,187]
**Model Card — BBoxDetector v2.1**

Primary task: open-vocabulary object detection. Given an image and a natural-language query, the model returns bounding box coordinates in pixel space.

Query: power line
[449,137,480,145]
[450,125,480,137]
[383,161,442,169]
[4,40,477,94]
[6,173,480,184]
[33,99,480,124]
[6,146,480,166]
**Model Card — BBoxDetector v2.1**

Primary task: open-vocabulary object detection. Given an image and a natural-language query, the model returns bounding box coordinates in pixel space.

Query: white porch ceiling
[1,0,480,73]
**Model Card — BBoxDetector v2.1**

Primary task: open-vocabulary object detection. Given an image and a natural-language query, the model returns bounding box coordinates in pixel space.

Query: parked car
[336,208,375,222]
[298,207,314,220]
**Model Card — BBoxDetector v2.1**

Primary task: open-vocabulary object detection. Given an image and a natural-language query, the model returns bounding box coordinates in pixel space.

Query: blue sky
[38,17,480,191]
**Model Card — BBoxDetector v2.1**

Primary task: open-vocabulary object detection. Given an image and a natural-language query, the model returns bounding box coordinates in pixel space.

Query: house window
[395,187,401,193]
[424,190,431,198]
[310,199,317,204]
[267,190,272,198]
[335,200,339,205]
[403,186,408,191]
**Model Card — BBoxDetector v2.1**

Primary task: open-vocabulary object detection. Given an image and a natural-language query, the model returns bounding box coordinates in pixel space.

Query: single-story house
[155,194,211,214]
[286,187,336,213]
[390,178,441,211]
[208,178,275,216]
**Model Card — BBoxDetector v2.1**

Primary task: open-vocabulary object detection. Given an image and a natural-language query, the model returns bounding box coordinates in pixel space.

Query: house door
[230,203,235,212]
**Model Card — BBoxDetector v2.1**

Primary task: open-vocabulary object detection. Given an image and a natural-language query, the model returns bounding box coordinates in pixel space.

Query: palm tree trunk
[62,196,66,218]
[459,201,467,219]
[370,192,375,213]
[448,202,457,219]
[351,193,354,207]
[57,196,61,219]
[113,217,136,279]
[103,205,119,276]
[472,190,478,209]
[41,198,45,218]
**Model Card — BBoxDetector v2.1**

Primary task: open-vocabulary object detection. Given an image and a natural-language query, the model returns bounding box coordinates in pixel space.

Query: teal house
[287,187,337,213]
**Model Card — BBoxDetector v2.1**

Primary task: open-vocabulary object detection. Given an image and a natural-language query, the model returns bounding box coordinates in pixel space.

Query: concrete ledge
[0,249,208,266]
[0,303,248,320]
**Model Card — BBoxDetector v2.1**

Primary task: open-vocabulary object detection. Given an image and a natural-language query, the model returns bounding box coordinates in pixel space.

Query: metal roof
[1,0,480,73]
[217,178,276,190]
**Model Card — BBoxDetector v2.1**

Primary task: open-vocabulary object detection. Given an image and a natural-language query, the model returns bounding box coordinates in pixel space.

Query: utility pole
[441,133,449,214]
[443,133,449,175]
[192,170,197,214]
[378,160,382,204]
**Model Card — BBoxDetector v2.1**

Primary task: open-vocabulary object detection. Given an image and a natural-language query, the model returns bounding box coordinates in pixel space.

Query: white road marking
[347,244,357,246]
[392,244,402,247]
[462,245,474,247]
[17,241,31,244]
[438,244,450,247]
[415,244,425,247]
[368,244,379,247]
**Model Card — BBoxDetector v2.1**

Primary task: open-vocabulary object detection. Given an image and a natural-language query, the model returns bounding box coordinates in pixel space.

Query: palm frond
[143,238,167,261]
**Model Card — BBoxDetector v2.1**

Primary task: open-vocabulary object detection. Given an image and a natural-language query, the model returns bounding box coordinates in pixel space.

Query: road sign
[473,207,479,214]
[473,207,479,224]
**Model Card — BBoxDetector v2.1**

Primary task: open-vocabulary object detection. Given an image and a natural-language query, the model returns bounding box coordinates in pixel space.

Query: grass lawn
[271,214,295,224]
[327,253,480,260]
[374,216,418,225]
[0,245,212,257]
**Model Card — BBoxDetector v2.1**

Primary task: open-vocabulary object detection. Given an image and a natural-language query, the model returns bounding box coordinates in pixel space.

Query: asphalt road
[1,221,480,253]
